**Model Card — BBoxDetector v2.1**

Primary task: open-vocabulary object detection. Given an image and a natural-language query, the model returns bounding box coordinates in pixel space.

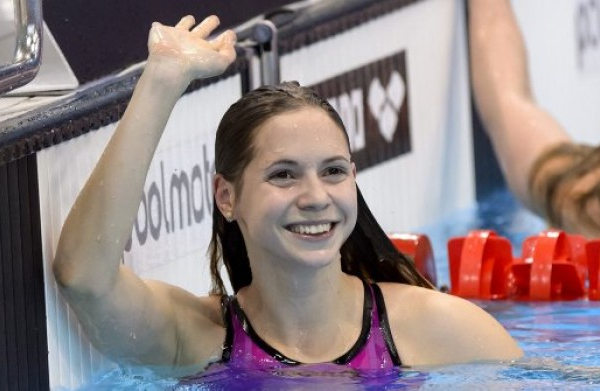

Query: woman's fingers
[147,15,236,78]
[175,15,196,30]
[192,15,221,38]
[213,30,237,63]
[209,29,237,50]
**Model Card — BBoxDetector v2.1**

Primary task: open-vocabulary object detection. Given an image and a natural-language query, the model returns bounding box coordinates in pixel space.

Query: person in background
[469,0,600,239]
[52,14,522,377]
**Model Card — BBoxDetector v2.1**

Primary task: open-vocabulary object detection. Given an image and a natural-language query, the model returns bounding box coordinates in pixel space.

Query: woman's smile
[286,222,334,236]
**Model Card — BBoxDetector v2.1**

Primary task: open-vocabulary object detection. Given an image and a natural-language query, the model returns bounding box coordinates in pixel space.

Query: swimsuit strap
[220,295,234,362]
[370,283,402,366]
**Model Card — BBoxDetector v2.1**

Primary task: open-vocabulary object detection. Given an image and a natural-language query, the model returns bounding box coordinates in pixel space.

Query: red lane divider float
[447,230,513,300]
[513,230,587,300]
[448,229,600,301]
[389,233,437,288]
[588,241,600,300]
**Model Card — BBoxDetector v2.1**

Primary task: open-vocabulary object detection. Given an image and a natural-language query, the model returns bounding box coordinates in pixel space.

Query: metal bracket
[0,0,43,95]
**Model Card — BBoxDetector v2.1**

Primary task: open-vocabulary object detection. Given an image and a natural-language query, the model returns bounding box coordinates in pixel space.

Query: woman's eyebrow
[265,156,350,169]
[265,159,298,169]
[323,156,352,164]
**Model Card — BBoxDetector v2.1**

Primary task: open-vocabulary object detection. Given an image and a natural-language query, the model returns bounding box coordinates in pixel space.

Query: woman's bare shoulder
[146,280,227,366]
[376,282,522,366]
[377,282,477,312]
[160,283,224,324]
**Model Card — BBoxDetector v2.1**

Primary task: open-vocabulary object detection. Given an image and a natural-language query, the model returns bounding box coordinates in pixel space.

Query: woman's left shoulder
[377,282,485,315]
[376,282,504,330]
[375,282,523,365]
[376,282,455,307]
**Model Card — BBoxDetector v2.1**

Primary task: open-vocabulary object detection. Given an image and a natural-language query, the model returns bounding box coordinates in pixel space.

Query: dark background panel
[0,155,49,391]
[471,101,507,200]
[43,0,298,84]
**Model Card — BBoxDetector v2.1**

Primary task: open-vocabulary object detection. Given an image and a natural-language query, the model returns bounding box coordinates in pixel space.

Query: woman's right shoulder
[146,280,229,366]
[148,281,227,328]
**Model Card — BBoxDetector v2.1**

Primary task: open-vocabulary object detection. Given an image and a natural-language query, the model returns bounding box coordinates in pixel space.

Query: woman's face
[233,106,357,271]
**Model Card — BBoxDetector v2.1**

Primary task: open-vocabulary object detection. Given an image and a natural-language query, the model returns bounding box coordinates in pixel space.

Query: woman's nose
[297,174,330,210]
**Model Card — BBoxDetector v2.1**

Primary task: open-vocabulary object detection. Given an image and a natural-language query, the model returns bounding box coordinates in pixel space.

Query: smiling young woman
[52,14,522,379]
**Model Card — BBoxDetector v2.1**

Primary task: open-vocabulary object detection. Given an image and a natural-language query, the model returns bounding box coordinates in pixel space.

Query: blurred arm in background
[468,0,600,238]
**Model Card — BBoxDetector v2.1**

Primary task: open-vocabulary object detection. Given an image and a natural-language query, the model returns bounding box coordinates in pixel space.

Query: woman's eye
[324,167,346,177]
[268,170,295,184]
[274,171,292,179]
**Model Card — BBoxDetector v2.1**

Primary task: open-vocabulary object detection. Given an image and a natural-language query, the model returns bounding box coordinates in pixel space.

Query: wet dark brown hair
[208,81,433,294]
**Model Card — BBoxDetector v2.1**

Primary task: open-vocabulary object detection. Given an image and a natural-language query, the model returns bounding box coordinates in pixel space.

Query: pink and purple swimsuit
[220,281,402,371]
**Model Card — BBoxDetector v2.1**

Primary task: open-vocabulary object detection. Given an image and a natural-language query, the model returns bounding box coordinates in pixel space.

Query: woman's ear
[351,162,357,178]
[214,174,236,222]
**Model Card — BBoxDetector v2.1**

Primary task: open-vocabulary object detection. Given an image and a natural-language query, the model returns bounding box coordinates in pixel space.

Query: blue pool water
[80,189,600,390]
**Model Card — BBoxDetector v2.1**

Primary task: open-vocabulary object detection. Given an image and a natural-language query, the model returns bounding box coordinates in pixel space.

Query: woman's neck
[237,267,364,362]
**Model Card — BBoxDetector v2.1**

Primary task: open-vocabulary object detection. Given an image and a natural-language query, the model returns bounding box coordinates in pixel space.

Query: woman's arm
[52,15,236,366]
[468,0,571,210]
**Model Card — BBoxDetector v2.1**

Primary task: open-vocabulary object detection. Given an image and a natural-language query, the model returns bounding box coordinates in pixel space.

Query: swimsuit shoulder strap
[220,295,234,362]
[370,283,402,366]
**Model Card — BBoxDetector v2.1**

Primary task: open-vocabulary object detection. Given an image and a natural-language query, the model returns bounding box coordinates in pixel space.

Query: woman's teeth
[288,223,332,235]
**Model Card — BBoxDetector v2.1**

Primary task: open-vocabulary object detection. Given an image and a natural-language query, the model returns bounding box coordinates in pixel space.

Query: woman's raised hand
[147,15,237,82]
